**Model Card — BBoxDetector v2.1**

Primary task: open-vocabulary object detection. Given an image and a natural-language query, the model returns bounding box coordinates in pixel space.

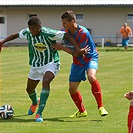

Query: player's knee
[88,75,96,82]
[69,88,72,93]
[26,87,34,94]
[43,78,52,84]
[69,88,77,94]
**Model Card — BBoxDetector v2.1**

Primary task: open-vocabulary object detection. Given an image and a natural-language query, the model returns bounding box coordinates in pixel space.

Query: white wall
[0,6,133,44]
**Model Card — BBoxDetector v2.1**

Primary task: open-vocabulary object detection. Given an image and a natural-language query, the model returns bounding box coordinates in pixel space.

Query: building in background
[0,0,133,45]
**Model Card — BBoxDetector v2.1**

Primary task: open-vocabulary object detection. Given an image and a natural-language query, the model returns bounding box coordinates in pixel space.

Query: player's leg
[26,67,41,115]
[124,40,128,50]
[26,78,40,94]
[69,82,87,117]
[87,68,103,108]
[26,78,40,115]
[36,62,60,122]
[128,100,133,133]
[122,38,128,50]
[35,71,54,122]
[87,59,108,116]
[69,63,87,117]
[125,46,128,50]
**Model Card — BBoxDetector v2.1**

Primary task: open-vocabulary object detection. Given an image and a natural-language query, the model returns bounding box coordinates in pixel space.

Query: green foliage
[0,46,132,133]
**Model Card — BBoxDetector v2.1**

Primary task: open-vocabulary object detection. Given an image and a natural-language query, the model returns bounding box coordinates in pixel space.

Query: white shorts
[28,62,60,81]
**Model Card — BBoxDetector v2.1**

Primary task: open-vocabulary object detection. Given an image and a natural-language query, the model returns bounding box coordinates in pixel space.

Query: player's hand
[73,45,90,56]
[124,91,133,100]
[75,45,90,56]
[83,45,90,54]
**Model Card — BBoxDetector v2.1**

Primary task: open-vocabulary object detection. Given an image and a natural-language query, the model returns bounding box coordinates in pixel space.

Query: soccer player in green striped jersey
[0,16,88,122]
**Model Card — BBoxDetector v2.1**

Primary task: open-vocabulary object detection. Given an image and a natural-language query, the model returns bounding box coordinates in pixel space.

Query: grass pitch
[0,46,132,133]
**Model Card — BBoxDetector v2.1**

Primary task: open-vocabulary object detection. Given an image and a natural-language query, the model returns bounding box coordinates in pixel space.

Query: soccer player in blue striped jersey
[0,16,88,122]
[55,11,108,117]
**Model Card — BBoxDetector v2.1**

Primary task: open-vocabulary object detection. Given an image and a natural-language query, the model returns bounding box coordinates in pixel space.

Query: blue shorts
[122,38,129,46]
[69,58,98,82]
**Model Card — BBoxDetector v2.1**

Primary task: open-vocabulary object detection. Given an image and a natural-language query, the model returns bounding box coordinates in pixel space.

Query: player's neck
[69,24,78,35]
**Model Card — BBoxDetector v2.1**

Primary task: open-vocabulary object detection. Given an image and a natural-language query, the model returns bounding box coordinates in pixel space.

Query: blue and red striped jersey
[64,25,98,66]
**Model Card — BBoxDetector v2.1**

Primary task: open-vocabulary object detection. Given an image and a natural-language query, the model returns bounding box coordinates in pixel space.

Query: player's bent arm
[63,33,90,56]
[63,33,80,53]
[59,46,86,57]
[53,43,74,55]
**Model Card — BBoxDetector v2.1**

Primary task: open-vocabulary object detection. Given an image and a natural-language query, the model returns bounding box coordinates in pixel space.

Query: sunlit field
[0,46,132,133]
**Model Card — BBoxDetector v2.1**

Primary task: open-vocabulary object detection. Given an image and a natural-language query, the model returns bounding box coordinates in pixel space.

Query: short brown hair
[61,11,76,22]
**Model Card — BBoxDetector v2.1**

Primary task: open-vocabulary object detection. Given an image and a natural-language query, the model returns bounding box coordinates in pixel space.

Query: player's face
[62,18,73,30]
[28,25,41,36]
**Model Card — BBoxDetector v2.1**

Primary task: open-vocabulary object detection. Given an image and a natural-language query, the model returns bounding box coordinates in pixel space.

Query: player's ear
[71,20,75,24]
[38,25,41,30]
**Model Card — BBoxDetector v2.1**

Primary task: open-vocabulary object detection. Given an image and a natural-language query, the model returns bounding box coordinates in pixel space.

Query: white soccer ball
[0,104,14,119]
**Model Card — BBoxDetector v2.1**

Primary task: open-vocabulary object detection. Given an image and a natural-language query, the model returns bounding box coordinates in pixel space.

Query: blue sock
[36,89,50,115]
[28,90,38,105]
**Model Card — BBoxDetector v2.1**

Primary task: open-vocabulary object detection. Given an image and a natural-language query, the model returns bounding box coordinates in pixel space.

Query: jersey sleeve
[47,28,65,42]
[19,28,28,39]
[51,30,65,43]
[55,31,65,40]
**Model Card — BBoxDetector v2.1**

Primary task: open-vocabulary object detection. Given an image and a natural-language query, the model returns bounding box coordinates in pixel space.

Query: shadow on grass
[105,49,133,52]
[0,114,103,123]
[44,117,103,123]
[0,114,34,123]
[98,48,133,52]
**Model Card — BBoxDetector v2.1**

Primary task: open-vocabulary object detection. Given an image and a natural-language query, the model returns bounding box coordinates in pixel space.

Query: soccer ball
[0,104,14,119]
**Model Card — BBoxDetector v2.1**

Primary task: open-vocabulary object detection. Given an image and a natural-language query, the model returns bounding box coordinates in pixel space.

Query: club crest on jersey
[34,43,46,52]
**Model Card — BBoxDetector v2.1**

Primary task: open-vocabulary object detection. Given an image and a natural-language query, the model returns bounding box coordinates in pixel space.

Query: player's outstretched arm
[0,33,19,52]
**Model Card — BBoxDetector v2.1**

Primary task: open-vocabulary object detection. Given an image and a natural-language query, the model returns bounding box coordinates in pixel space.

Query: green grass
[0,46,133,133]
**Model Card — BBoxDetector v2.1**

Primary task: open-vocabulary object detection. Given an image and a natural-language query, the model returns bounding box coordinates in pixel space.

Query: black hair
[28,16,41,26]
[61,11,76,22]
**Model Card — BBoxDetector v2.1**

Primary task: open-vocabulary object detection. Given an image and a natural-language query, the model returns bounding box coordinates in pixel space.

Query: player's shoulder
[78,25,91,37]
[127,26,132,30]
[19,28,29,35]
[41,26,48,32]
[78,25,89,33]
[78,25,86,30]
[120,27,124,30]
[41,26,59,34]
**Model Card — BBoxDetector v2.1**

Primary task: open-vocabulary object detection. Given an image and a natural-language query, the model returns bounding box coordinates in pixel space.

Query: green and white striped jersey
[19,26,65,67]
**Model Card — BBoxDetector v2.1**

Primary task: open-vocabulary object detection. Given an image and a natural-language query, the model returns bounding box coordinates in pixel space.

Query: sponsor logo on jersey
[34,43,46,52]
